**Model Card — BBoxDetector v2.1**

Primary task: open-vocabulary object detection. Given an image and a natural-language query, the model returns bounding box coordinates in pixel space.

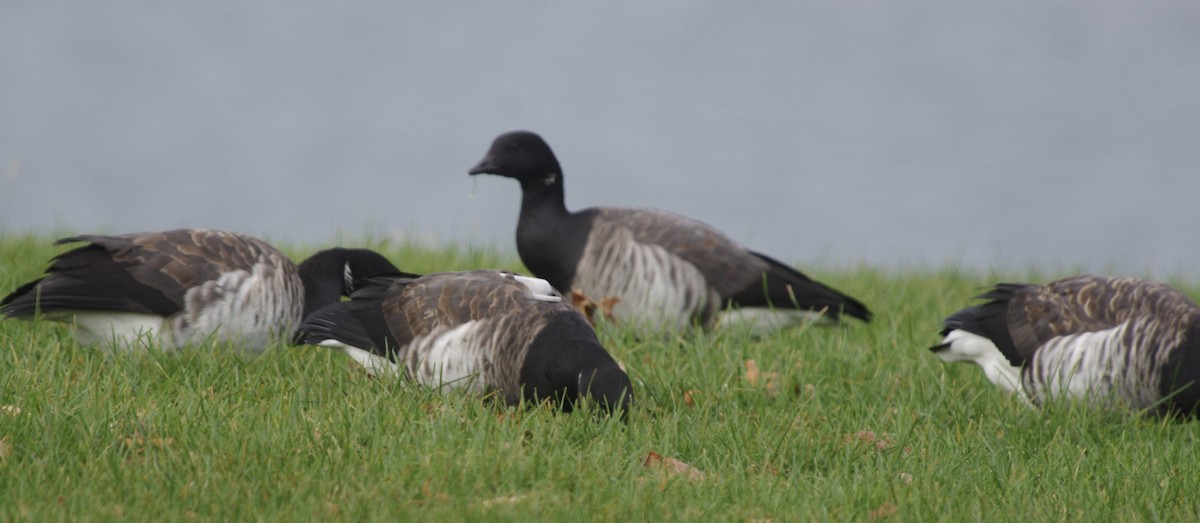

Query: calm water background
[2,1,1198,276]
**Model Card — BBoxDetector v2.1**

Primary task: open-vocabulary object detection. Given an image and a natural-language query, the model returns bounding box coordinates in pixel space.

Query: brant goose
[932,275,1200,416]
[468,130,872,333]
[295,270,633,416]
[1,229,405,351]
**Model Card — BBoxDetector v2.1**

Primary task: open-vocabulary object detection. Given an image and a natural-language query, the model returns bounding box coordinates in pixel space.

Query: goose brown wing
[593,207,871,320]
[380,270,544,343]
[594,207,765,296]
[67,229,289,303]
[2,239,172,316]
[1003,275,1200,359]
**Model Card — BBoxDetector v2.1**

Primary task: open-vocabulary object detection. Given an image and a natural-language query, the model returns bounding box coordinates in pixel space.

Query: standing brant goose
[295,270,633,416]
[932,275,1200,416]
[1,229,405,352]
[468,130,872,333]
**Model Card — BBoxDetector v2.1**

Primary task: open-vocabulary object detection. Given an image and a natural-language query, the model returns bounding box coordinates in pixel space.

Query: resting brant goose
[468,130,872,333]
[295,270,633,416]
[932,275,1200,416]
[1,229,405,351]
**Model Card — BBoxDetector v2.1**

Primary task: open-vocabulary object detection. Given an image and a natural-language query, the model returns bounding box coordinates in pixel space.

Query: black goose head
[297,248,411,317]
[519,313,633,419]
[578,366,634,420]
[469,130,564,191]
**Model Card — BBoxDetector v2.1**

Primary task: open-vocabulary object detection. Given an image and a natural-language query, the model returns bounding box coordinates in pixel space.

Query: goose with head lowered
[468,130,872,333]
[1,229,407,352]
[294,270,633,417]
[932,275,1200,417]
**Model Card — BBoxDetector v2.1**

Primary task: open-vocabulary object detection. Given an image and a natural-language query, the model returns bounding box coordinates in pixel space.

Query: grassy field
[1,232,1198,521]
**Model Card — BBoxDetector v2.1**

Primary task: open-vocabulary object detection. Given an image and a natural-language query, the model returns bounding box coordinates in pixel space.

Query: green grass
[1,233,1198,521]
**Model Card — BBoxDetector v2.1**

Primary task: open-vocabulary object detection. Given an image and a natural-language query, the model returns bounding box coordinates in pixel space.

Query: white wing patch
[318,339,401,377]
[512,275,562,303]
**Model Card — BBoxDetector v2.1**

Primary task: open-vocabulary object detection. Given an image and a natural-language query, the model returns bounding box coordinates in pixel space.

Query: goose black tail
[732,252,873,323]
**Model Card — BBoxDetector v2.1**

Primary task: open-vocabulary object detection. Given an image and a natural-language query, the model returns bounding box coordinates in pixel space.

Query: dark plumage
[295,270,633,417]
[1,229,406,351]
[932,275,1200,416]
[468,130,871,333]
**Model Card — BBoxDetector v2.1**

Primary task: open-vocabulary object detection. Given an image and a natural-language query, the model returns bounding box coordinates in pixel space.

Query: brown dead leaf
[845,431,898,451]
[0,436,10,460]
[744,360,780,397]
[745,360,761,385]
[764,378,778,397]
[898,472,913,484]
[418,481,450,504]
[643,451,705,482]
[123,435,174,452]
[870,501,898,519]
[570,289,620,326]
[597,296,620,321]
[682,390,697,407]
[570,289,598,324]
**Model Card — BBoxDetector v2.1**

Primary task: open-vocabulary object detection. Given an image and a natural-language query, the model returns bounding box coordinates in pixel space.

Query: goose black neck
[520,312,632,418]
[298,248,405,317]
[518,172,569,219]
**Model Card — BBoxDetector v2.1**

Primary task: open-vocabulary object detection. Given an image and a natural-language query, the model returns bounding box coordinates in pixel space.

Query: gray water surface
[2,1,1198,276]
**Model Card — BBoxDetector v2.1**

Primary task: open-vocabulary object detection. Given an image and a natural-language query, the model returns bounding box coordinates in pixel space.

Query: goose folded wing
[384,271,545,337]
[595,207,765,296]
[3,240,181,316]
